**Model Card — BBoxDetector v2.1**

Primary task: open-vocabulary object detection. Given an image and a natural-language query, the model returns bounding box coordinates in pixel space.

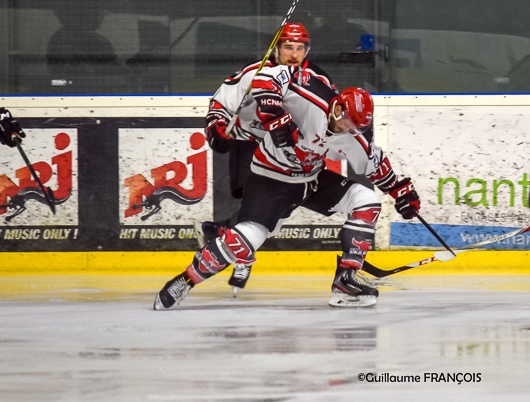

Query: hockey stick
[15,139,56,214]
[170,17,200,49]
[363,225,530,278]
[225,0,301,136]
[414,211,456,257]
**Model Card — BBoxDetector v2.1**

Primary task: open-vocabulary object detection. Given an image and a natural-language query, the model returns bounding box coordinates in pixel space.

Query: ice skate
[228,262,252,297]
[153,272,194,310]
[329,257,379,307]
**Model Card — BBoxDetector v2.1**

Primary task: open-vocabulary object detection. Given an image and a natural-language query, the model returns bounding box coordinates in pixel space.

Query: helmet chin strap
[325,101,339,137]
[328,99,341,124]
[327,100,364,136]
[326,99,337,137]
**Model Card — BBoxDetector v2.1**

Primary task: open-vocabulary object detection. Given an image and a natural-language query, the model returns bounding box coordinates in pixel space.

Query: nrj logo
[124,132,208,221]
[0,132,72,221]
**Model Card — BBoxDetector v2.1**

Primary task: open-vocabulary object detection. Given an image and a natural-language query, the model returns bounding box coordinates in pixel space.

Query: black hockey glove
[388,177,421,220]
[0,108,26,148]
[205,113,230,154]
[264,113,299,148]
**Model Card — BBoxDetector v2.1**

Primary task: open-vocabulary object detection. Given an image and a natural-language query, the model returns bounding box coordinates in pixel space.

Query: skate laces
[167,276,189,299]
[357,270,392,287]
[233,263,251,280]
[340,269,375,290]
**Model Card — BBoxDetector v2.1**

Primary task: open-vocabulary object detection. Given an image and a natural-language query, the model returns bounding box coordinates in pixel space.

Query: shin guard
[340,206,381,270]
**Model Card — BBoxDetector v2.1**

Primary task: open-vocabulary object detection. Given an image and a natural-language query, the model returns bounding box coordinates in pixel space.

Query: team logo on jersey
[293,148,323,173]
[294,69,311,86]
[277,70,290,85]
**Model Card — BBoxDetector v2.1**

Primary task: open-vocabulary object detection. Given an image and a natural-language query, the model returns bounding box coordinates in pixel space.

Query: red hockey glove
[205,113,230,154]
[388,177,420,220]
[264,113,299,148]
[0,108,26,148]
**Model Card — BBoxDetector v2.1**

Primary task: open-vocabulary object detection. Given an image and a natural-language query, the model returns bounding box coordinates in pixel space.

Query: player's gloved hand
[0,107,26,148]
[388,177,420,220]
[205,113,230,154]
[264,113,299,148]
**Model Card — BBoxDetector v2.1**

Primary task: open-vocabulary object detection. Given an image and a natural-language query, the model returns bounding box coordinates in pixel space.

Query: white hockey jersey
[207,60,395,190]
[207,60,271,142]
[250,64,395,188]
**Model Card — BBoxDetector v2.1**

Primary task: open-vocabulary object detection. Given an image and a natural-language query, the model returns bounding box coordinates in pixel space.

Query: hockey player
[199,22,338,292]
[154,80,421,309]
[206,22,329,153]
[0,108,26,147]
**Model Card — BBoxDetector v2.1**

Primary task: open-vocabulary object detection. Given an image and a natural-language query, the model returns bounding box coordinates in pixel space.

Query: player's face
[277,42,308,66]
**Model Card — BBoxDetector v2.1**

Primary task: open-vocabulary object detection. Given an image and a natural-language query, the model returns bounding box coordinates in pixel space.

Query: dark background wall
[1,0,529,95]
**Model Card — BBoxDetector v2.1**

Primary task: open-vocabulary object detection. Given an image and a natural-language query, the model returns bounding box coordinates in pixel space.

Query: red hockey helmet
[274,22,311,63]
[330,87,374,134]
[279,22,311,45]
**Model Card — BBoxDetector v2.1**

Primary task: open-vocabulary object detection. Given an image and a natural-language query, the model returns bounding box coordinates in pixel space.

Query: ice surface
[1,274,530,401]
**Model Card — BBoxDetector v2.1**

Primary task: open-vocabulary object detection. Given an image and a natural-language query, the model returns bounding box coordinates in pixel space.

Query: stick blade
[433,250,456,262]
[434,249,469,261]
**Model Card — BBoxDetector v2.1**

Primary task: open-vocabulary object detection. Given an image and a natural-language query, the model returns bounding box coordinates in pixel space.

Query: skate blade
[328,293,377,307]
[232,286,239,298]
[153,293,164,310]
[193,221,206,248]
[153,285,190,310]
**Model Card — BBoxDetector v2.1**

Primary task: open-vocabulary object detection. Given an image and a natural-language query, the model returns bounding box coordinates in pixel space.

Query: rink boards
[1,94,529,270]
[1,249,529,276]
